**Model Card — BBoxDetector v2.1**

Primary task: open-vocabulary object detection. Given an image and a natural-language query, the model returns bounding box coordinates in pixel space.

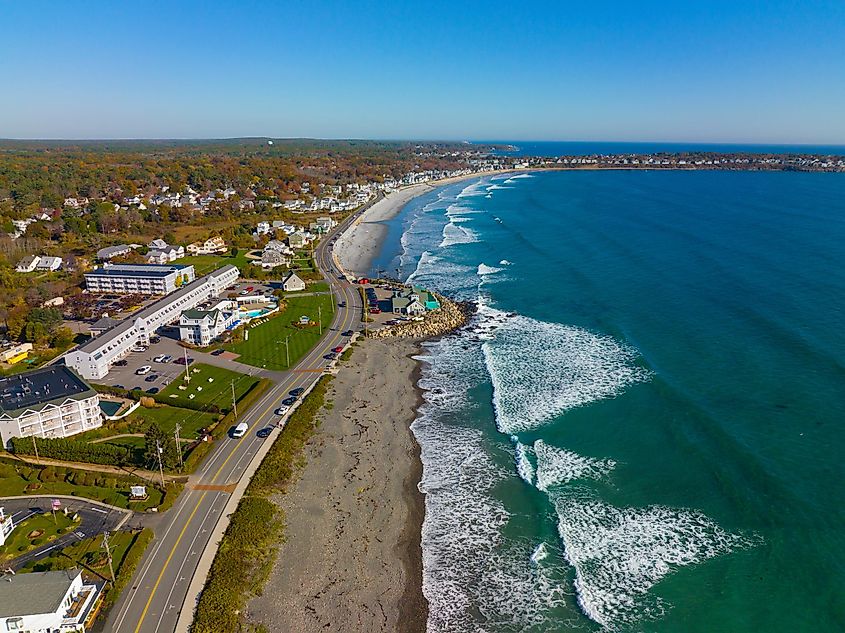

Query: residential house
[0,507,13,547]
[146,244,185,264]
[96,244,133,261]
[187,236,227,255]
[15,255,40,273]
[179,300,240,347]
[35,256,63,271]
[288,232,308,249]
[256,221,271,235]
[281,271,306,292]
[257,249,290,270]
[391,294,426,316]
[264,239,291,254]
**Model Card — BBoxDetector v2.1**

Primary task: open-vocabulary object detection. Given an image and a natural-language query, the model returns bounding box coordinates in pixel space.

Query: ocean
[370,169,845,632]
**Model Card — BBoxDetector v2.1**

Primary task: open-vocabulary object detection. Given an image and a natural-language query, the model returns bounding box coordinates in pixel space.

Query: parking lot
[97,334,197,393]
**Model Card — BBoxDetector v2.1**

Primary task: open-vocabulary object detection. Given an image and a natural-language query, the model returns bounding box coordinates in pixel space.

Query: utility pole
[318,305,322,336]
[31,433,39,461]
[285,335,290,367]
[231,381,238,419]
[155,439,165,488]
[174,423,183,470]
[183,347,190,384]
[102,532,116,583]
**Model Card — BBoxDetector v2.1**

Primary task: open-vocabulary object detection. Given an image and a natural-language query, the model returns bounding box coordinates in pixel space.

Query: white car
[275,405,289,416]
[130,345,148,353]
[232,422,249,438]
[136,365,152,375]
[154,354,173,363]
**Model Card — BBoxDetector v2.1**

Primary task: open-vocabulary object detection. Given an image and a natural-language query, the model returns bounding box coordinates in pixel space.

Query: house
[264,239,291,254]
[96,244,133,261]
[187,236,227,255]
[0,568,102,633]
[146,245,185,264]
[35,256,63,271]
[179,300,240,347]
[288,233,308,249]
[15,255,40,273]
[256,221,271,235]
[281,271,306,292]
[148,238,169,250]
[413,286,441,310]
[315,216,336,231]
[0,507,13,547]
[257,249,290,270]
[391,295,426,316]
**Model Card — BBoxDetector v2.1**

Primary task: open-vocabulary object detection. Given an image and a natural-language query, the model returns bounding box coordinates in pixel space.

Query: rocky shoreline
[366,294,476,340]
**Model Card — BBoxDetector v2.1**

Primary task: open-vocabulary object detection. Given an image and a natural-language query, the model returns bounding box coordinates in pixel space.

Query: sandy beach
[246,338,426,633]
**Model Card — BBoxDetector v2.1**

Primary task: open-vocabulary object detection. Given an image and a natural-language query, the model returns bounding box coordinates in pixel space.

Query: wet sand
[246,338,427,633]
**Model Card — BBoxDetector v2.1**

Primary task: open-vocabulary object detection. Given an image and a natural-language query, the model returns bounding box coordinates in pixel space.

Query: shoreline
[246,338,428,633]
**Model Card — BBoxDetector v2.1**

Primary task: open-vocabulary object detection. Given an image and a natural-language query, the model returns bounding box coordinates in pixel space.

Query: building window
[6,618,24,631]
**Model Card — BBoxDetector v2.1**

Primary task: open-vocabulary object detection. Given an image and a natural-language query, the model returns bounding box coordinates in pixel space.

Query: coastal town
[0,140,843,632]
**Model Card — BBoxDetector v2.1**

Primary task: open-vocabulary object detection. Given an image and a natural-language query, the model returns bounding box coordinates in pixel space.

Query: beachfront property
[0,365,103,447]
[84,263,196,295]
[282,271,306,292]
[179,299,240,346]
[257,249,291,270]
[0,568,102,633]
[390,286,439,316]
[187,236,227,255]
[15,255,63,272]
[65,265,240,379]
[95,244,134,261]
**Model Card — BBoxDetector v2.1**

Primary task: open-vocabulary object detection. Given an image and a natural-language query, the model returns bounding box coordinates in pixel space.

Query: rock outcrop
[367,294,476,340]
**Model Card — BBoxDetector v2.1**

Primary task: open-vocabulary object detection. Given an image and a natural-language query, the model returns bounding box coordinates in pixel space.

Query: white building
[282,271,306,292]
[0,569,101,633]
[146,245,185,264]
[15,255,40,273]
[256,221,271,235]
[65,265,239,380]
[0,366,103,448]
[96,244,133,261]
[187,236,227,255]
[0,507,13,547]
[36,256,63,271]
[179,300,240,347]
[84,263,196,295]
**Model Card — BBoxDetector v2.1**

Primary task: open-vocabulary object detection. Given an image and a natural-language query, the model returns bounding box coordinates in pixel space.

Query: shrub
[10,436,131,467]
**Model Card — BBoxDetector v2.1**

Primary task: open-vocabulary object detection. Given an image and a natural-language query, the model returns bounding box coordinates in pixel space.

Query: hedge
[102,528,154,610]
[9,436,131,466]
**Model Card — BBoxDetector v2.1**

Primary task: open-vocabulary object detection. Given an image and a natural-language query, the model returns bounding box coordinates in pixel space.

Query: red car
[332,346,344,353]
[245,286,254,292]
[369,307,381,314]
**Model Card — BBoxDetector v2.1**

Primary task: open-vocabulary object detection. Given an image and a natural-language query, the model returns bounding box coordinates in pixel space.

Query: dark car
[210,349,226,356]
[289,387,304,397]
[146,387,160,394]
[338,301,346,307]
[114,384,125,390]
[342,330,354,336]
[175,357,195,365]
[282,397,297,406]
[257,428,273,439]
[149,336,161,344]
[114,359,129,367]
[144,374,158,383]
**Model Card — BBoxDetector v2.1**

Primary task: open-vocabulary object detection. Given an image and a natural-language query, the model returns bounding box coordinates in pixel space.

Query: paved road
[0,497,129,571]
[105,206,368,633]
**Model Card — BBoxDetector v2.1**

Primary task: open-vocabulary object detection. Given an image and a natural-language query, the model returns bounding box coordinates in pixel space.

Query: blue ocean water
[476,140,845,156]
[375,170,845,632]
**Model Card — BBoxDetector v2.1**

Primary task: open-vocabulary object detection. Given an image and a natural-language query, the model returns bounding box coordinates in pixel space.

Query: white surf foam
[499,259,512,266]
[534,440,615,491]
[477,263,504,277]
[477,303,652,433]
[530,542,549,564]
[513,438,535,485]
[486,184,513,191]
[548,490,758,630]
[440,221,479,248]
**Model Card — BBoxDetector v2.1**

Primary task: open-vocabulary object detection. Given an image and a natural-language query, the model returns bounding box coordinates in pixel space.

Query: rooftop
[0,366,96,417]
[85,263,189,279]
[0,568,82,617]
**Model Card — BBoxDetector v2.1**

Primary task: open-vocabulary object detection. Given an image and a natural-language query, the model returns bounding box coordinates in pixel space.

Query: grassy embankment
[0,511,78,564]
[190,375,333,633]
[223,294,336,371]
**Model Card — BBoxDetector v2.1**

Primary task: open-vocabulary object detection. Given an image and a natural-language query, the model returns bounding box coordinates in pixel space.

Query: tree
[50,326,75,349]
[143,423,180,471]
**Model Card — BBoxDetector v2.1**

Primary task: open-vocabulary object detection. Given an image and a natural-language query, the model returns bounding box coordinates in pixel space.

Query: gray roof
[0,366,97,418]
[96,244,131,260]
[0,568,82,617]
[85,263,188,279]
[90,316,121,331]
[76,265,238,353]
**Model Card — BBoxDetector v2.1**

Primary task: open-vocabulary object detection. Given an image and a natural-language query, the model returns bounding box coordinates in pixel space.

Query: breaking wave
[534,440,616,491]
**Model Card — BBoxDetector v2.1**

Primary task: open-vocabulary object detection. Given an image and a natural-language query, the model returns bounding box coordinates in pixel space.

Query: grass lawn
[223,293,336,371]
[156,364,259,412]
[173,249,251,275]
[132,404,219,438]
[0,511,79,563]
[304,281,330,293]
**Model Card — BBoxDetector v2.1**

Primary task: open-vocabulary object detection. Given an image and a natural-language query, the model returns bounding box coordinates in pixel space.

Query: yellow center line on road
[131,295,353,633]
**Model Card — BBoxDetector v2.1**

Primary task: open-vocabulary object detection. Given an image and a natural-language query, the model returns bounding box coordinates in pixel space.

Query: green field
[174,249,251,275]
[156,364,260,412]
[223,294,336,370]
[0,511,78,563]
[133,403,219,437]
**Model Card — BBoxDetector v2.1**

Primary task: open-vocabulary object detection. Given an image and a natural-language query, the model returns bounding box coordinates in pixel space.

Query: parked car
[114,384,125,390]
[146,387,160,394]
[275,405,290,416]
[130,345,147,353]
[144,374,158,383]
[210,349,225,356]
[245,286,254,292]
[135,366,152,375]
[114,359,129,367]
[282,397,297,406]
[175,357,195,365]
[289,388,304,397]
[149,336,161,344]
[369,307,381,314]
[257,428,272,438]
[153,355,168,363]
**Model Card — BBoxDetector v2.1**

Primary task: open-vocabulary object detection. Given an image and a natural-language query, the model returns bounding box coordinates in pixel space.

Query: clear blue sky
[1,0,843,143]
